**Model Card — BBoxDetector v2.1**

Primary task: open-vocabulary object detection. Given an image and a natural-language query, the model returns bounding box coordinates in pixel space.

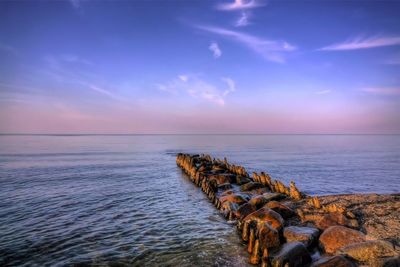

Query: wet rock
[283,226,320,248]
[271,241,311,267]
[234,203,256,220]
[249,195,271,209]
[316,212,359,230]
[209,174,235,185]
[337,240,398,263]
[311,255,356,267]
[243,207,285,231]
[259,222,280,249]
[240,182,264,192]
[266,201,295,219]
[382,256,400,267]
[221,189,234,196]
[219,194,247,205]
[236,176,251,185]
[319,226,366,254]
[218,183,232,191]
[262,192,285,202]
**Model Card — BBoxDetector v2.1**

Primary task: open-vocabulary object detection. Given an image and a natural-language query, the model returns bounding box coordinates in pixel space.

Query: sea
[1,134,399,266]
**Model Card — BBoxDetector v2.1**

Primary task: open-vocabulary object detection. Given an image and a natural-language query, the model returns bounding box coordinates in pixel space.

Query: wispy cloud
[0,42,18,56]
[69,0,81,9]
[236,12,250,27]
[384,53,400,65]
[157,75,237,106]
[196,25,296,63]
[361,87,400,96]
[319,35,400,51]
[216,0,266,11]
[87,84,126,101]
[209,42,222,58]
[316,90,331,95]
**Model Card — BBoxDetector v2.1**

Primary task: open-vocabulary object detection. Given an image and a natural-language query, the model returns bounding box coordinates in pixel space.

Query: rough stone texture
[381,256,400,267]
[218,183,232,191]
[234,203,256,220]
[258,222,280,249]
[243,207,284,231]
[311,255,356,267]
[315,211,359,230]
[283,226,320,247]
[219,194,247,205]
[266,201,296,219]
[319,226,366,254]
[249,195,271,209]
[240,182,264,192]
[295,194,400,246]
[271,241,312,267]
[337,240,399,263]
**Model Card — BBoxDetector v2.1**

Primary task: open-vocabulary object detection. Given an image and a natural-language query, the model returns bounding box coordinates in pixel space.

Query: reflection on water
[0,135,399,266]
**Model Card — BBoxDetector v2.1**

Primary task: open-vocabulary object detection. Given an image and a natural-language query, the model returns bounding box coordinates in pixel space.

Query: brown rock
[271,241,311,267]
[382,256,400,267]
[283,226,320,247]
[219,194,247,205]
[259,222,280,249]
[337,240,398,263]
[243,207,285,231]
[218,183,232,191]
[234,203,256,220]
[319,226,366,254]
[236,175,251,185]
[311,255,356,267]
[316,212,359,230]
[249,195,271,209]
[240,182,264,192]
[266,201,295,219]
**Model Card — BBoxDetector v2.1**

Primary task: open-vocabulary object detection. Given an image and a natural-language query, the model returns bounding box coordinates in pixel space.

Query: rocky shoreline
[176,153,400,267]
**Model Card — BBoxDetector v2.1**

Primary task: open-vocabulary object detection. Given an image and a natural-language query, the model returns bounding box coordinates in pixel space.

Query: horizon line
[1,133,400,136]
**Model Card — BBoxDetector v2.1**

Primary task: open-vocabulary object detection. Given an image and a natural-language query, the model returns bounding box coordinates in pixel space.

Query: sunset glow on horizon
[1,0,400,134]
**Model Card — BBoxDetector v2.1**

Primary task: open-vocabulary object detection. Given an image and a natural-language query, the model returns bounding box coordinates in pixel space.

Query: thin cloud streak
[320,35,400,51]
[196,25,296,63]
[362,87,400,95]
[209,42,222,58]
[216,0,266,11]
[316,90,331,95]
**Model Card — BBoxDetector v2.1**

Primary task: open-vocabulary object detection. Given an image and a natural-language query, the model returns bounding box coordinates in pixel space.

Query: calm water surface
[1,135,399,266]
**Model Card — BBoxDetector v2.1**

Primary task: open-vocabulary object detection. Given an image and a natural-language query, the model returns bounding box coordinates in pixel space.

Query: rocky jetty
[176,153,400,267]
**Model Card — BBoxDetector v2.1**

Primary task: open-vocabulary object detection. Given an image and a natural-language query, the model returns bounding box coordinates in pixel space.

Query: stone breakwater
[176,153,400,267]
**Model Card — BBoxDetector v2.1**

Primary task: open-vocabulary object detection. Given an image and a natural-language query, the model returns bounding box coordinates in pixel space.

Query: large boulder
[271,241,311,267]
[316,212,359,230]
[209,174,235,185]
[311,255,356,267]
[266,201,295,219]
[284,226,320,247]
[258,222,280,249]
[243,207,284,231]
[263,192,285,201]
[337,240,398,263]
[249,195,271,209]
[319,226,366,254]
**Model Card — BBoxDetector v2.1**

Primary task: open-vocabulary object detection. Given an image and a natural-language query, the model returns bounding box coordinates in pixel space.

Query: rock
[219,194,247,205]
[243,207,284,231]
[271,241,312,267]
[319,226,366,254]
[234,203,256,220]
[220,201,239,217]
[262,192,285,201]
[240,182,264,192]
[236,176,251,185]
[382,256,400,267]
[283,226,320,247]
[258,222,280,249]
[316,212,359,230]
[218,183,232,191]
[311,255,356,267]
[209,174,235,185]
[221,189,234,196]
[266,201,295,219]
[249,195,271,209]
[337,240,398,263]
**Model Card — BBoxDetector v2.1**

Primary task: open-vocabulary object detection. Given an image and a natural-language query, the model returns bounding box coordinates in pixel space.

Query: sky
[0,0,400,134]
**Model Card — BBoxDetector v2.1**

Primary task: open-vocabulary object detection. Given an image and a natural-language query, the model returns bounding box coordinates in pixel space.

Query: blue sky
[0,0,400,133]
